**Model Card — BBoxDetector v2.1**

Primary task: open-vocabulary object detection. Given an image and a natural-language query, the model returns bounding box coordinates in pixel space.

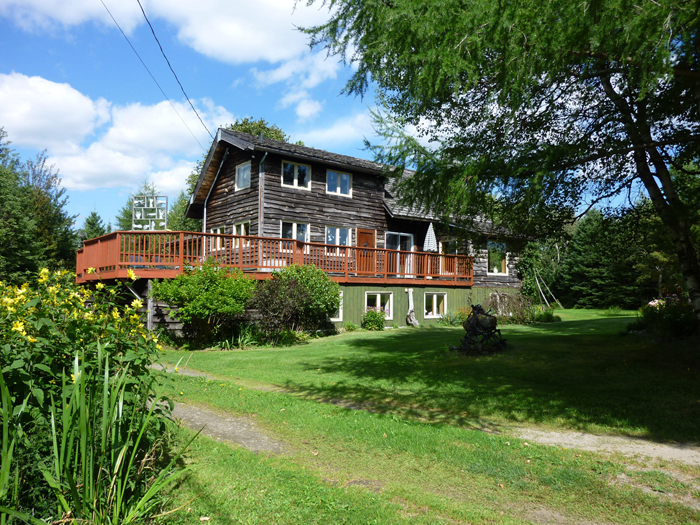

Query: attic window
[326,170,352,196]
[236,162,251,190]
[282,161,310,190]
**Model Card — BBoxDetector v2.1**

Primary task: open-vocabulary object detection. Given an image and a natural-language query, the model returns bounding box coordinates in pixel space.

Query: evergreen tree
[0,165,43,284]
[167,191,202,232]
[559,210,656,309]
[22,151,78,269]
[79,211,108,242]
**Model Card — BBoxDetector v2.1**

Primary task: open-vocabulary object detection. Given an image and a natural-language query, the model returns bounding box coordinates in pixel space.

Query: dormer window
[282,161,310,190]
[326,170,352,196]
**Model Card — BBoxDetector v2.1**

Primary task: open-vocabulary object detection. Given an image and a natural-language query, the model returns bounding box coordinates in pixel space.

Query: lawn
[156,311,700,524]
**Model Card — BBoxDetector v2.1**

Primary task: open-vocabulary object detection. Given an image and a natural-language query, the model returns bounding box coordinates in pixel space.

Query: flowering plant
[0,269,160,414]
[361,306,387,331]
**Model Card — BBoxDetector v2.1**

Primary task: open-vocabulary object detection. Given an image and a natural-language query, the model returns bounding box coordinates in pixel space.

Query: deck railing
[76,231,473,286]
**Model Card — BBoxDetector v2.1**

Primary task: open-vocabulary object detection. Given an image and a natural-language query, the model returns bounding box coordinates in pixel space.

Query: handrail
[76,230,473,285]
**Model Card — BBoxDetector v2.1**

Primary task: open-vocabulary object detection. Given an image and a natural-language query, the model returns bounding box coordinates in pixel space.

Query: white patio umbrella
[423,222,438,252]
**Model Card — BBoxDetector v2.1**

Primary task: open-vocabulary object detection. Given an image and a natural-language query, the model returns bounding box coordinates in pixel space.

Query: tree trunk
[600,73,700,335]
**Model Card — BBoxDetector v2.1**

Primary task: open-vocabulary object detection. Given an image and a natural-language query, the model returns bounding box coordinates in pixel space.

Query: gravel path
[516,428,700,466]
[171,403,286,453]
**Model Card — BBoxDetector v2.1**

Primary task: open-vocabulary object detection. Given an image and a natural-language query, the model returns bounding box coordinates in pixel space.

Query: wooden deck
[76,231,473,287]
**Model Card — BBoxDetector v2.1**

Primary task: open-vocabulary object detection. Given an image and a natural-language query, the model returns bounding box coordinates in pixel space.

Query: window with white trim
[487,241,507,274]
[325,226,350,247]
[233,221,250,236]
[330,290,343,322]
[365,292,392,320]
[282,161,311,189]
[281,221,309,242]
[424,292,447,318]
[326,170,352,196]
[236,161,251,190]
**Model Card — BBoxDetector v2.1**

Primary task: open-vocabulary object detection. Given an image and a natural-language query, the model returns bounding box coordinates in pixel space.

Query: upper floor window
[282,161,310,190]
[281,221,308,242]
[236,161,251,190]
[326,170,352,196]
[487,241,507,274]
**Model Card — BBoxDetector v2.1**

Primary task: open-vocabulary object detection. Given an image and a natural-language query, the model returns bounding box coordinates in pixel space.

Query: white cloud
[295,99,323,121]
[1,1,341,109]
[0,73,110,154]
[0,0,141,32]
[297,111,377,150]
[0,73,233,191]
[52,96,232,191]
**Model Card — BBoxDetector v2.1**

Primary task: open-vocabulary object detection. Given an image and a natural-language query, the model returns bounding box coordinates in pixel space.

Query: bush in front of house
[150,258,256,346]
[252,264,341,343]
[361,307,386,331]
[627,296,697,337]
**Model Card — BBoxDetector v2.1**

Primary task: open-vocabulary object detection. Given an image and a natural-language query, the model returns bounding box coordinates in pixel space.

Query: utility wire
[99,0,207,152]
[135,0,214,140]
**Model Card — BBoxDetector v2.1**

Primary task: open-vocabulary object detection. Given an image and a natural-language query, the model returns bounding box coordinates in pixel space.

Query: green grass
[156,310,700,524]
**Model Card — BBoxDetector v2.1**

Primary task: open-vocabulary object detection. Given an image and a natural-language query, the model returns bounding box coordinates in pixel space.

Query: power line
[99,0,207,152]
[135,0,214,140]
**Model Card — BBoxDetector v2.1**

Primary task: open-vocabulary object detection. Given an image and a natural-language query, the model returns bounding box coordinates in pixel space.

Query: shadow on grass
[284,320,700,443]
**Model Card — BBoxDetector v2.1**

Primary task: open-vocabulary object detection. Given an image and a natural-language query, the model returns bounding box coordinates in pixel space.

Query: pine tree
[79,211,108,242]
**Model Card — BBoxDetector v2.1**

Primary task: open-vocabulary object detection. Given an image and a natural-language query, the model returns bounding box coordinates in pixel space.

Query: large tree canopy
[306,0,700,326]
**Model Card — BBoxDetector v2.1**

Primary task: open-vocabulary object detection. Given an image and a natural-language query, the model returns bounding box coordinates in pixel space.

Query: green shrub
[343,321,359,332]
[627,297,697,337]
[438,306,472,326]
[150,259,256,346]
[252,264,341,343]
[361,307,386,331]
[532,305,562,323]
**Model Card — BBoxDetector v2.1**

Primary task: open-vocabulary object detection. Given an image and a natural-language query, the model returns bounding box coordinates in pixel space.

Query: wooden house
[76,128,521,329]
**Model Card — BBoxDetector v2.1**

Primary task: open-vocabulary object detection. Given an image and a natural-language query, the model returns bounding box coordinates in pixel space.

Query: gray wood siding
[205,149,261,235]
[471,248,521,288]
[260,153,387,246]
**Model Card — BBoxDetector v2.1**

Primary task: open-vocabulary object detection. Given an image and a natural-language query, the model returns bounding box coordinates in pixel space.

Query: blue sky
[0,0,380,228]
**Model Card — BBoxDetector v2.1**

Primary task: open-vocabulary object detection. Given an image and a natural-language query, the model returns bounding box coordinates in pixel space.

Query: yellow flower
[38,268,50,283]
[127,269,138,281]
[71,373,75,383]
[11,320,26,335]
[87,267,96,274]
[96,283,105,290]
[131,299,143,309]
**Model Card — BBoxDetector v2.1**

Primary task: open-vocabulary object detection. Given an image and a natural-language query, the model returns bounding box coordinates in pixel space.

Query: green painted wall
[335,284,517,328]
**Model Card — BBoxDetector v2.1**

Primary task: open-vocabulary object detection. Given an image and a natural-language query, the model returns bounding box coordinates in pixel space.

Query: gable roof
[185,128,389,218]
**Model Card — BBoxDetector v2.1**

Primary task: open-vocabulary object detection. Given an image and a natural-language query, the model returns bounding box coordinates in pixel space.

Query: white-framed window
[282,161,311,190]
[281,221,309,242]
[424,292,447,318]
[330,290,343,322]
[487,241,507,275]
[365,292,392,320]
[236,161,251,191]
[326,170,352,197]
[233,221,250,236]
[210,227,224,251]
[325,226,351,246]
